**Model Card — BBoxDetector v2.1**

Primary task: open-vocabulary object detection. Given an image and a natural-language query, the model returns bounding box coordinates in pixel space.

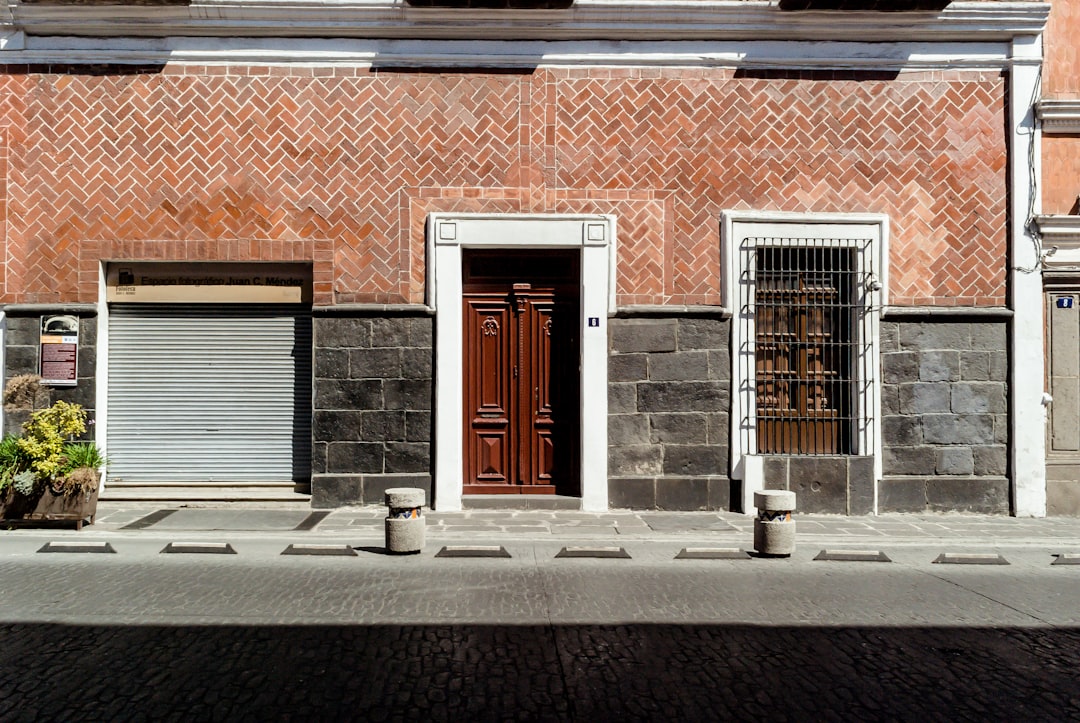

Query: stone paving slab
[29,502,1080,548]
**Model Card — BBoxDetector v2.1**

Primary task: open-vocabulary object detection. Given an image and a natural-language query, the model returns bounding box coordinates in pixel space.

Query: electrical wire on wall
[1016,63,1045,274]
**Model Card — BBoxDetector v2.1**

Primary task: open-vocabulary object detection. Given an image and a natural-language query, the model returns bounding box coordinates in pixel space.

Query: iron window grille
[740,237,875,456]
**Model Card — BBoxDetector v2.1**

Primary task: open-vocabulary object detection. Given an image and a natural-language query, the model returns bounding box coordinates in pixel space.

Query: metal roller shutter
[107,304,312,482]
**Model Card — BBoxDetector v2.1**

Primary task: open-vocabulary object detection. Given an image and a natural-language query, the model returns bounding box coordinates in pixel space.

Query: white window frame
[723,210,888,513]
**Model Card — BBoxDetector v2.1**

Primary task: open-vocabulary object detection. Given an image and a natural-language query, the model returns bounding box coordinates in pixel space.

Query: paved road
[1,542,1078,721]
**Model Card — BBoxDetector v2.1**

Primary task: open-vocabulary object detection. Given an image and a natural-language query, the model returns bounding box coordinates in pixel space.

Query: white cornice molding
[1037,99,1080,134]
[4,37,1014,69]
[3,1,1050,43]
[1037,215,1080,244]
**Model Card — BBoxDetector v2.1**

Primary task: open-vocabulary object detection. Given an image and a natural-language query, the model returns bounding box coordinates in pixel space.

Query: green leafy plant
[17,401,88,482]
[0,434,30,495]
[53,441,107,496]
[12,470,36,496]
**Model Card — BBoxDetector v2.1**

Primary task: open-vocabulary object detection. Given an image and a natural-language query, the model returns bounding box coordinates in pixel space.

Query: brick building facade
[0,1,1051,514]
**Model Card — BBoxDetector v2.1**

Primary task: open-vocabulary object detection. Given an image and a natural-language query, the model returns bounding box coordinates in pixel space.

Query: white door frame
[427,213,616,511]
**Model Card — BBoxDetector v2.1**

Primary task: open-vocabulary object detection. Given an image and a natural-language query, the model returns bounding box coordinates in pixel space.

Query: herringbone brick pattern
[1046,0,1080,95]
[0,65,1006,306]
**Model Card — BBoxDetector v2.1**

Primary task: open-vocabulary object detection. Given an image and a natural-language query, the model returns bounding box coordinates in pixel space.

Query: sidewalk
[66,501,1080,549]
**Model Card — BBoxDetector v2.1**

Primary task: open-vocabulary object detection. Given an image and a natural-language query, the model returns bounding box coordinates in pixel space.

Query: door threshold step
[104,481,301,488]
[100,487,311,503]
[462,495,581,511]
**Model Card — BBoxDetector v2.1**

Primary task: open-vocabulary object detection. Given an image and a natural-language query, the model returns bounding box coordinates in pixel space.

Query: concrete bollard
[384,487,425,554]
[753,489,796,557]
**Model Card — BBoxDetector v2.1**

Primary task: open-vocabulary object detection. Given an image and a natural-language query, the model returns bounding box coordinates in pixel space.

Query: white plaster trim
[1036,99,1080,134]
[95,262,110,495]
[1009,34,1046,517]
[4,1,1050,43]
[427,213,615,512]
[2,36,1016,71]
[722,210,888,515]
[1036,215,1080,271]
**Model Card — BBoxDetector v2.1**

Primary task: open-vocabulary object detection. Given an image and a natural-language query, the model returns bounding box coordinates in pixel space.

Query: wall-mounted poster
[40,315,79,387]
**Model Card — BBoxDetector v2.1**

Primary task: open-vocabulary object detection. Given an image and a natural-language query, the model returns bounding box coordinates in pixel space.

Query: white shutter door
[107,304,312,482]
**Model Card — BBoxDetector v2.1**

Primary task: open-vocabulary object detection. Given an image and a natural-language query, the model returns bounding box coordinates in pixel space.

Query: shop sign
[40,315,79,387]
[106,263,311,304]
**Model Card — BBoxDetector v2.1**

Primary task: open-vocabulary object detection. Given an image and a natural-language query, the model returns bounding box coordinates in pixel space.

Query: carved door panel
[463,251,579,495]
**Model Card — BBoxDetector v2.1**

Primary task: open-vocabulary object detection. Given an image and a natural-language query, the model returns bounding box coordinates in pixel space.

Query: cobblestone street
[1,530,1079,722]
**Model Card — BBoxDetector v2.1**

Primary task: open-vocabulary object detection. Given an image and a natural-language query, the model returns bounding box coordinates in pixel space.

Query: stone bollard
[753,489,796,557]
[384,487,425,554]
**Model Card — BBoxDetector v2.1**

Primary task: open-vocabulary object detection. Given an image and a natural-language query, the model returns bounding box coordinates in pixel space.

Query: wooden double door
[462,250,580,495]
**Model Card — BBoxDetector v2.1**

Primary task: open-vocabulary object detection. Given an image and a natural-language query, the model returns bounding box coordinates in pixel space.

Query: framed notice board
[39,315,79,387]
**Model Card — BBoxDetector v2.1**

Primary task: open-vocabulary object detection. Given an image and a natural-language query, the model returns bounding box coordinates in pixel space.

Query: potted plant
[0,375,105,530]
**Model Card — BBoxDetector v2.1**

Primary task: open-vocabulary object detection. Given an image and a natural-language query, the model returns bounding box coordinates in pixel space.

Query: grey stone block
[327,442,383,474]
[879,477,927,512]
[922,414,994,445]
[385,487,425,509]
[402,348,433,380]
[677,318,727,351]
[361,411,405,441]
[408,318,433,348]
[755,489,796,511]
[882,352,918,384]
[881,386,900,415]
[762,456,789,490]
[663,445,726,477]
[608,477,656,509]
[883,446,936,475]
[384,379,431,411]
[610,319,677,353]
[706,413,729,445]
[707,350,730,381]
[609,414,650,445]
[315,349,349,380]
[384,442,430,473]
[350,348,403,379]
[312,442,327,474]
[994,414,1009,444]
[76,346,97,378]
[970,323,1007,351]
[880,321,900,352]
[883,415,922,446]
[960,351,991,381]
[313,410,363,442]
[5,346,38,376]
[609,354,647,382]
[951,382,1006,414]
[314,379,383,411]
[637,381,725,413]
[51,384,94,409]
[4,318,40,347]
[989,351,1008,381]
[899,383,950,414]
[310,474,364,508]
[899,323,969,352]
[608,383,637,414]
[316,318,370,349]
[656,477,709,511]
[919,351,960,382]
[787,456,848,514]
[707,477,733,511]
[370,318,410,348]
[848,456,875,515]
[650,413,708,444]
[608,445,662,476]
[405,411,432,442]
[926,477,1009,513]
[649,351,710,381]
[936,447,974,475]
[1047,479,1080,517]
[973,445,1007,476]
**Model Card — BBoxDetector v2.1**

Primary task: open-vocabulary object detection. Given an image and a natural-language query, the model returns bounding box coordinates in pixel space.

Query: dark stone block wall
[310,311,433,508]
[879,318,1009,514]
[3,308,97,439]
[607,316,732,510]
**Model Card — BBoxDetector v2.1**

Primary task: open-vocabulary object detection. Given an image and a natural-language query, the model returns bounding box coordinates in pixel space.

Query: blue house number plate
[1057,297,1075,309]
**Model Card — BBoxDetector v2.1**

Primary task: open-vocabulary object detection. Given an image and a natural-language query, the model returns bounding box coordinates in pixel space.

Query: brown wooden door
[462,251,580,495]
